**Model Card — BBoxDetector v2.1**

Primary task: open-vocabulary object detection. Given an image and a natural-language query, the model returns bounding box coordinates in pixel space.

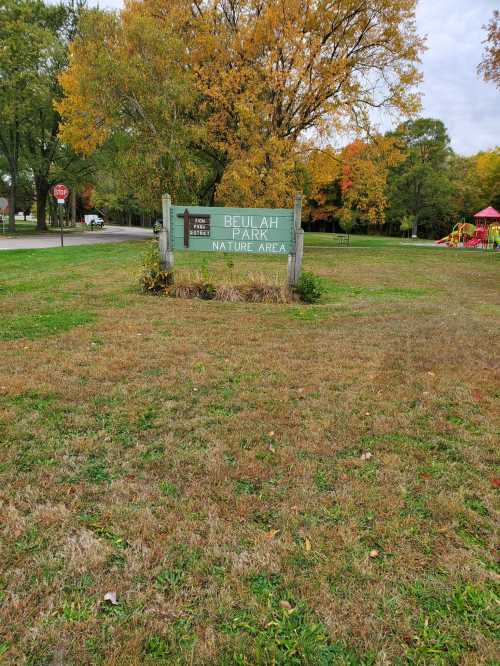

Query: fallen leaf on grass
[103,591,118,605]
[491,478,500,489]
[279,600,293,611]
[471,389,482,402]
[304,537,311,552]
[266,530,280,540]
[360,452,373,461]
[369,549,379,558]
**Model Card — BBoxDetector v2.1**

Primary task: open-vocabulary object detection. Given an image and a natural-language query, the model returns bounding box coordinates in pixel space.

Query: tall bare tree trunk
[35,175,50,232]
[71,189,76,226]
[8,172,16,232]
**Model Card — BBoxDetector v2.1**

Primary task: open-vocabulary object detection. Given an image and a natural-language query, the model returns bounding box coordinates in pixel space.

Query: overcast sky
[415,0,498,155]
[87,0,499,155]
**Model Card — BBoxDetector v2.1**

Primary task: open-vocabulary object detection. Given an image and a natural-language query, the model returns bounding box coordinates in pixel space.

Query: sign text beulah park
[159,195,304,286]
[171,206,295,255]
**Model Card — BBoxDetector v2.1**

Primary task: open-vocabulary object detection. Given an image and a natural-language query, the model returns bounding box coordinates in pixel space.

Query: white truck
[84,214,104,228]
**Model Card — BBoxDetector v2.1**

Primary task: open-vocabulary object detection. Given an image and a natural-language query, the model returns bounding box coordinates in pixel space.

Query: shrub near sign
[170,206,295,254]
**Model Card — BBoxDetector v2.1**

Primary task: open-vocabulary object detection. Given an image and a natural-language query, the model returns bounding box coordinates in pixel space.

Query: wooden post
[58,202,64,247]
[159,193,174,274]
[71,189,77,227]
[181,208,190,248]
[288,193,303,287]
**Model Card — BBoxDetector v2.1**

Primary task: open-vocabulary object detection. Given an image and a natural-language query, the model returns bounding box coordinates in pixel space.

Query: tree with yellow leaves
[59,0,423,208]
[340,137,403,224]
[304,136,402,227]
[58,5,203,209]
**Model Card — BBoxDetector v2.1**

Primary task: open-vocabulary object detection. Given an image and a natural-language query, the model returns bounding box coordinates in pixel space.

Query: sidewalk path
[0,225,152,250]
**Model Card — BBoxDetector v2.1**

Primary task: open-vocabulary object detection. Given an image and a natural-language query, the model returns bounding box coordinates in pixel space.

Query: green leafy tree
[24,0,88,231]
[0,169,33,216]
[399,214,413,238]
[386,119,455,238]
[0,0,89,232]
[0,0,56,230]
[338,208,356,239]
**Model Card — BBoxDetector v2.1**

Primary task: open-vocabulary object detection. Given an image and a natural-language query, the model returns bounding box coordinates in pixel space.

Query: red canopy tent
[474,206,500,221]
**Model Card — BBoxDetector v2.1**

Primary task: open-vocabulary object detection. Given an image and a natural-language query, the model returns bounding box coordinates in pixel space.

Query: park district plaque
[177,208,211,247]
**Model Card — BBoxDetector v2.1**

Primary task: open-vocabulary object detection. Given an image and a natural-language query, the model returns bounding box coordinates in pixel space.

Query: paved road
[0,225,152,250]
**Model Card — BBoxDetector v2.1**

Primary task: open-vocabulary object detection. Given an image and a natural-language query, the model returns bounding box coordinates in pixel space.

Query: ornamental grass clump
[167,273,216,300]
[166,272,294,303]
[214,284,245,302]
[241,274,291,303]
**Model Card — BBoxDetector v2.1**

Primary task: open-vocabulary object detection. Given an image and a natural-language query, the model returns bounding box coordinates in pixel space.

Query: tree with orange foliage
[59,0,423,207]
[304,137,402,227]
[340,137,403,224]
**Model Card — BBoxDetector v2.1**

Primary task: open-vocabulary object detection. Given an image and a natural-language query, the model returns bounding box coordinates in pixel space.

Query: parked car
[84,214,104,228]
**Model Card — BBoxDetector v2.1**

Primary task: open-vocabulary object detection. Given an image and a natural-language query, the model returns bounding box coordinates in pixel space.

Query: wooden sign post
[160,193,174,273]
[287,194,304,287]
[160,194,304,286]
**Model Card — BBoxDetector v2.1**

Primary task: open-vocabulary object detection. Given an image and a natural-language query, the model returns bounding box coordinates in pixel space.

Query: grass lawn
[304,232,422,248]
[0,241,498,665]
[0,218,83,236]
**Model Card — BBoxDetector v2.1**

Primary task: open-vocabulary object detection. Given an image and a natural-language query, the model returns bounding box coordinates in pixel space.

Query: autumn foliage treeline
[58,0,423,210]
[1,0,498,236]
[305,121,500,238]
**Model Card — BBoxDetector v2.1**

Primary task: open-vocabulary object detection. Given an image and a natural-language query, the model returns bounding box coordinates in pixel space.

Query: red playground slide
[464,225,488,248]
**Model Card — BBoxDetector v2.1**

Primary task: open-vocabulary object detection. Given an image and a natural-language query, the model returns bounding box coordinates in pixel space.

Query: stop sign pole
[53,183,69,247]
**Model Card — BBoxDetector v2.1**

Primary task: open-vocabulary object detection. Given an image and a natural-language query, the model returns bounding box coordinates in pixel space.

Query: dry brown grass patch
[166,272,295,303]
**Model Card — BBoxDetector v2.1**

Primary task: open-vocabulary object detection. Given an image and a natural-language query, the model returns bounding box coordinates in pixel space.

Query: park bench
[336,234,349,246]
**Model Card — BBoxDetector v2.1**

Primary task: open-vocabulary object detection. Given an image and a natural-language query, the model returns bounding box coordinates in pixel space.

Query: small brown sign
[190,215,211,237]
[177,209,211,247]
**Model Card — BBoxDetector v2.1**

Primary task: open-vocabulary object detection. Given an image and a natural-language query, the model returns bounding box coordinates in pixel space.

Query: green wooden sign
[170,206,295,254]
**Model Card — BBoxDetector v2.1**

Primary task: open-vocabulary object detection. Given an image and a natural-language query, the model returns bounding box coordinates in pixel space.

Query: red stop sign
[53,183,69,200]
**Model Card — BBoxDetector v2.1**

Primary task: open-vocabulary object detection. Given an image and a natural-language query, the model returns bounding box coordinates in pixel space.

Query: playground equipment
[488,223,500,249]
[436,222,475,247]
[464,225,488,249]
[436,207,500,249]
